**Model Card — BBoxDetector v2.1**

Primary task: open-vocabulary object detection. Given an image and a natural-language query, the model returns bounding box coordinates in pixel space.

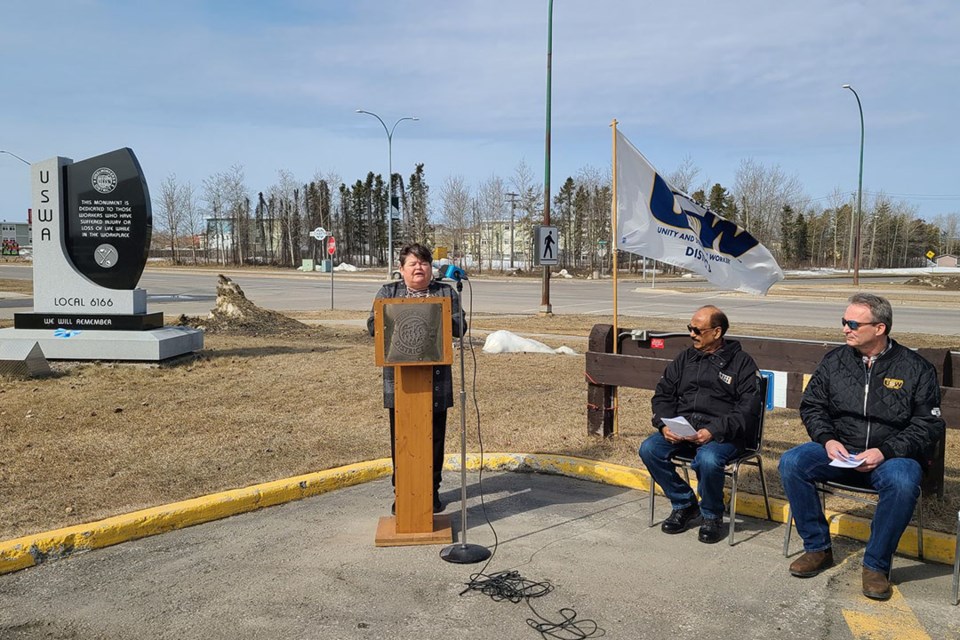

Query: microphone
[440,264,468,281]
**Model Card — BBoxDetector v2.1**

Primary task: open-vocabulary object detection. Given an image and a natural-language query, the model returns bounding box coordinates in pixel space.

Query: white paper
[662,416,698,438]
[828,454,865,468]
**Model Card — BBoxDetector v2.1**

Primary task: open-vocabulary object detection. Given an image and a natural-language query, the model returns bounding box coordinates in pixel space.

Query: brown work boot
[789,549,834,578]
[862,567,893,600]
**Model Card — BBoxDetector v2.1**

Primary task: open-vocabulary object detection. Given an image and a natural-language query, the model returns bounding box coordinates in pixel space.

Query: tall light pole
[1,150,30,166]
[842,84,864,286]
[355,109,419,275]
[540,0,554,315]
[505,191,519,269]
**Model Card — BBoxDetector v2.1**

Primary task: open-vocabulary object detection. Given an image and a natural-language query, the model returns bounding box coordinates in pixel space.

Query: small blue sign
[759,370,775,411]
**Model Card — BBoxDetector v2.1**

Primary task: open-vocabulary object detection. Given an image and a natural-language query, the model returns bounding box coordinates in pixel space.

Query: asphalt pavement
[2,469,958,639]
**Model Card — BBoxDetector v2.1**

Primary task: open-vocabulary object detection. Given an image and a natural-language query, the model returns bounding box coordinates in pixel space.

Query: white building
[1,220,31,253]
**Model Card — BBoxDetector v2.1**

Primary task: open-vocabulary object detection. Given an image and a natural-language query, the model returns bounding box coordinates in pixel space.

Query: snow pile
[482,330,577,356]
[334,262,359,272]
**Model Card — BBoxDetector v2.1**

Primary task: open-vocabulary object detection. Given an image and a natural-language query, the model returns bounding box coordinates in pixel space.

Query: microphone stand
[440,277,490,564]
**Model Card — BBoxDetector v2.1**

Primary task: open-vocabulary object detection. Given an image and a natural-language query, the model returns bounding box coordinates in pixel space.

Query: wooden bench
[585,324,960,498]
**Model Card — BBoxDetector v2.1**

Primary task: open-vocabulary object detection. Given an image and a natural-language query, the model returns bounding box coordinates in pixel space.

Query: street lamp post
[842,84,864,286]
[356,110,418,276]
[0,150,30,166]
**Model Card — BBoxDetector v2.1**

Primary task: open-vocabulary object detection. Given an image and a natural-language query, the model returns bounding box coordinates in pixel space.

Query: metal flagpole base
[440,542,491,564]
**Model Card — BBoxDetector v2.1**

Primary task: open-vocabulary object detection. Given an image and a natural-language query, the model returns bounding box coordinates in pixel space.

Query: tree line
[152,156,959,272]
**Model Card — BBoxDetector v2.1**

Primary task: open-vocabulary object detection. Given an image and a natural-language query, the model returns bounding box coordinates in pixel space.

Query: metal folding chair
[783,480,925,563]
[648,376,771,546]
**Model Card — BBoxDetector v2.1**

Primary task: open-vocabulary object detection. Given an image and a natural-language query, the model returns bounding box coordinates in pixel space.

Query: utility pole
[506,192,519,269]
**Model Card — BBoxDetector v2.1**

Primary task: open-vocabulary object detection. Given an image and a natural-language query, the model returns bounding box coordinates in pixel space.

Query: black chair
[782,478,925,563]
[647,375,772,546]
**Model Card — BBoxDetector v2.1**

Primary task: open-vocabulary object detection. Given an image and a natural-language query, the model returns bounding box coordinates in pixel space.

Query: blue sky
[2,0,959,223]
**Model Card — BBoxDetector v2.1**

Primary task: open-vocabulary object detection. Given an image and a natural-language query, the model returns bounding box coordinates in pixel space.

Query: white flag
[616,131,784,295]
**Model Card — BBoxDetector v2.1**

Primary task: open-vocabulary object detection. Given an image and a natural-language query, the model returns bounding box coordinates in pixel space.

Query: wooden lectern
[373,297,454,546]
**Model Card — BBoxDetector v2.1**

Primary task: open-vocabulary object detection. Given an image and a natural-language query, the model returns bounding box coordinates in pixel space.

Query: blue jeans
[778,441,922,574]
[639,432,741,520]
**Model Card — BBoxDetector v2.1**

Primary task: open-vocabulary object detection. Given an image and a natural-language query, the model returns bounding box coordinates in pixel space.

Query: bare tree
[221,164,248,265]
[155,174,184,262]
[439,175,471,263]
[176,181,201,264]
[478,174,507,271]
[202,174,225,265]
[201,164,248,265]
[932,212,960,257]
[667,154,708,196]
[732,158,805,249]
[510,160,543,268]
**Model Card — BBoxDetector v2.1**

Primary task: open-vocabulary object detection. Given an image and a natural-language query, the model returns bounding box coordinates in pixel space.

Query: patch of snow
[482,330,578,355]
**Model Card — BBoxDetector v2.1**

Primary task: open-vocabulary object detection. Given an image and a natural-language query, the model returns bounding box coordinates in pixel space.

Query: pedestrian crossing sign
[535,225,559,266]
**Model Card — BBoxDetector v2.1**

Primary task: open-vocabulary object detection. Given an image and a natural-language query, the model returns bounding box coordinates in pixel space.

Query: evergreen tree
[793,212,809,265]
[708,184,735,219]
[780,205,795,263]
[407,164,430,246]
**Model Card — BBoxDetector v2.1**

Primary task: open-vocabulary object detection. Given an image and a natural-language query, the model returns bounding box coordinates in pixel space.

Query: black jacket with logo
[651,339,762,449]
[799,338,944,462]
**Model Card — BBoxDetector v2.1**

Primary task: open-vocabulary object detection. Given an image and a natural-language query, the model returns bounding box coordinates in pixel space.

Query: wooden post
[373,297,454,546]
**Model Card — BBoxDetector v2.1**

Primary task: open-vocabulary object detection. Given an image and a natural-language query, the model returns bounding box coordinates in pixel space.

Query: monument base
[14,312,163,331]
[0,326,203,361]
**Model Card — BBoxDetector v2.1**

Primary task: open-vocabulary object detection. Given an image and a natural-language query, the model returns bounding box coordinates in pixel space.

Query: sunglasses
[841,318,880,330]
[687,325,716,336]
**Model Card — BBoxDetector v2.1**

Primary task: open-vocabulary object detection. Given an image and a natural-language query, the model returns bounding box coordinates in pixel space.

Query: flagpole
[610,119,619,436]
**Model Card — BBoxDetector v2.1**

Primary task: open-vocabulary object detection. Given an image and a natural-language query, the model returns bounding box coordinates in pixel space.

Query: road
[2,264,959,336]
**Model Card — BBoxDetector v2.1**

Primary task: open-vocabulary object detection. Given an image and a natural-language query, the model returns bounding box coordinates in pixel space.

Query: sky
[2,0,959,224]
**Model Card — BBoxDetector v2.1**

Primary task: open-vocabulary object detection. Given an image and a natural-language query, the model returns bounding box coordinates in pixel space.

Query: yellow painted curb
[0,459,392,576]
[2,452,955,577]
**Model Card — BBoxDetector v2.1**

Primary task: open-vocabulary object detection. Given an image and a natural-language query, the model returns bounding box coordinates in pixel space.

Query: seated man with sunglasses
[779,293,944,600]
[640,305,762,544]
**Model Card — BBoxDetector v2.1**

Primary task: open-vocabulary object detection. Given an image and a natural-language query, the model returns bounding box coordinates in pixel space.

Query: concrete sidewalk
[2,467,957,639]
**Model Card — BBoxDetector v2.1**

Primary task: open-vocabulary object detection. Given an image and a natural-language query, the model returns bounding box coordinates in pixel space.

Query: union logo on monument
[64,148,152,290]
[91,167,119,194]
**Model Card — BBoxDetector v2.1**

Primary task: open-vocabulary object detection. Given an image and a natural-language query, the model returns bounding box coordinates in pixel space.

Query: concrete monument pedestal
[0,326,202,361]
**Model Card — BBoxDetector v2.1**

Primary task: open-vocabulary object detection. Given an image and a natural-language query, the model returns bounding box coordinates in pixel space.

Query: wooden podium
[373,297,454,546]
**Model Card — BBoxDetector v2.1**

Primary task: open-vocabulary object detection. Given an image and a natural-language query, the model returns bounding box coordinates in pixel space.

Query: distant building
[935,254,958,268]
[1,220,31,254]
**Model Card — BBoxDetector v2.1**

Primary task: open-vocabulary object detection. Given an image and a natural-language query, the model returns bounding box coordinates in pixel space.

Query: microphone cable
[453,276,604,640]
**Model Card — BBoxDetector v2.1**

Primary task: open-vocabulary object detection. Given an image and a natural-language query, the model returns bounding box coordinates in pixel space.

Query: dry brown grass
[0,306,958,541]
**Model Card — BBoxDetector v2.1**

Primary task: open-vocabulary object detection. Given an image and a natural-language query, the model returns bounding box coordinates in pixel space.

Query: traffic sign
[926,250,936,260]
[535,225,559,266]
[310,227,328,241]
[327,236,336,255]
